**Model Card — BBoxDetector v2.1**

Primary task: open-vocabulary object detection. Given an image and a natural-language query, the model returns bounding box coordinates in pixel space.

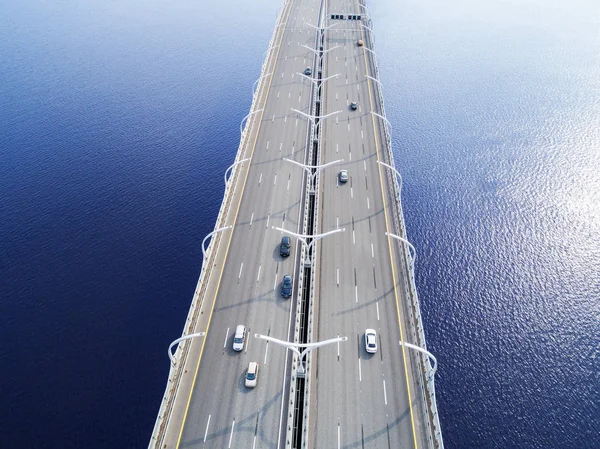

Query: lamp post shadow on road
[255,334,348,378]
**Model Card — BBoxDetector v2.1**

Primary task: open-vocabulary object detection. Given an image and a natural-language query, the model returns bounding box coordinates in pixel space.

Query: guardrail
[359,2,444,448]
[148,1,293,447]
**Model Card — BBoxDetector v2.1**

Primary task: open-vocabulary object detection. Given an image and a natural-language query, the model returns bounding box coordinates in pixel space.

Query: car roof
[366,328,376,334]
[236,325,245,333]
[248,361,258,371]
[282,236,290,242]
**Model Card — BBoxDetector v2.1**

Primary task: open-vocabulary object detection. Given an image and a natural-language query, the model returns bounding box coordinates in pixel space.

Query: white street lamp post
[255,333,347,377]
[202,225,232,259]
[385,231,416,266]
[400,340,437,378]
[168,332,205,366]
[224,158,251,186]
[377,160,403,192]
[240,109,264,138]
[272,226,345,265]
[296,73,340,97]
[252,72,273,96]
[291,108,341,135]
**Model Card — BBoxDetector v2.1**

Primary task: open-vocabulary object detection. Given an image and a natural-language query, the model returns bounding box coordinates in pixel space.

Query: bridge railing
[359,3,444,448]
[148,2,292,447]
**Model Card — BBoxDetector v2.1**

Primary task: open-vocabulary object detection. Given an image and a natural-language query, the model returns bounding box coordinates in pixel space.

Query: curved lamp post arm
[367,74,383,90]
[271,226,307,246]
[360,22,374,34]
[305,228,345,254]
[304,22,338,31]
[400,341,437,377]
[377,160,403,192]
[224,158,250,186]
[371,111,393,143]
[253,72,273,96]
[240,109,264,137]
[385,231,416,265]
[202,225,232,259]
[168,332,205,365]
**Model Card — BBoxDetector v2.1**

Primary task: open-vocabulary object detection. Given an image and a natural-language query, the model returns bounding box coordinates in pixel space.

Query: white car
[365,329,378,354]
[232,325,246,352]
[245,361,259,388]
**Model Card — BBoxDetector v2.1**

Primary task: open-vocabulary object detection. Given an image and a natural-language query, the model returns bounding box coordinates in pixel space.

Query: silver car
[245,361,259,388]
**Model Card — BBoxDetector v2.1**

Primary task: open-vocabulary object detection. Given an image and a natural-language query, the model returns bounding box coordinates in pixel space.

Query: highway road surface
[160,1,325,448]
[308,0,431,448]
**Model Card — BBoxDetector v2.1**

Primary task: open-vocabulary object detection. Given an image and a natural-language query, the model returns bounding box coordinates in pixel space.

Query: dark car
[281,275,293,298]
[279,236,291,257]
[350,101,357,110]
[304,67,312,76]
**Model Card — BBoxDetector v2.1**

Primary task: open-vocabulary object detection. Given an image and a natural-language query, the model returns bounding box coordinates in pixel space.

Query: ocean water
[0,0,598,448]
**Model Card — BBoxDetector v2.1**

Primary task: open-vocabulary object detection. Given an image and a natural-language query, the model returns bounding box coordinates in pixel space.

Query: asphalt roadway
[308,0,430,448]
[165,1,324,448]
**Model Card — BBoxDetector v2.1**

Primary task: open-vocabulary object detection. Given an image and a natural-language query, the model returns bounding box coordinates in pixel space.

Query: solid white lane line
[239,263,244,279]
[272,114,275,122]
[288,92,291,99]
[224,328,229,348]
[229,420,235,448]
[371,242,374,258]
[338,424,341,449]
[357,84,360,91]
[383,380,388,405]
[353,230,355,245]
[355,285,358,303]
[367,197,370,209]
[336,143,339,152]
[259,173,262,185]
[264,341,269,364]
[273,273,278,290]
[266,141,270,150]
[337,268,340,286]
[279,142,283,151]
[295,118,298,127]
[266,214,270,229]
[277,91,280,98]
[364,160,366,171]
[257,264,262,282]
[250,213,254,227]
[361,130,364,139]
[287,179,290,190]
[284,115,287,123]
[281,72,285,78]
[347,123,350,131]
[204,415,211,443]
[253,436,257,449]
[274,174,278,185]
[336,116,339,124]
[359,359,362,381]
[349,152,352,161]
[376,302,380,320]
[336,216,339,228]
[351,187,353,198]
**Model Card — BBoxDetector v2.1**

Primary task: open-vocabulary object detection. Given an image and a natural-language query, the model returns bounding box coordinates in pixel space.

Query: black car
[281,275,293,298]
[279,236,291,257]
[350,101,357,110]
[304,67,312,76]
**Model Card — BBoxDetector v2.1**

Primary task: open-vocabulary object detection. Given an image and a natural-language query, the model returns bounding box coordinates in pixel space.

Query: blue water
[1,0,598,448]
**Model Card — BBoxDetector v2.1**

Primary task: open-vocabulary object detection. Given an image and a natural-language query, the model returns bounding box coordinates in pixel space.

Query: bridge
[150,0,443,448]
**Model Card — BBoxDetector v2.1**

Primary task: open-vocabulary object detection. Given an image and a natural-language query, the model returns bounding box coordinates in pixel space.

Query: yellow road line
[355,1,419,446]
[174,2,295,447]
